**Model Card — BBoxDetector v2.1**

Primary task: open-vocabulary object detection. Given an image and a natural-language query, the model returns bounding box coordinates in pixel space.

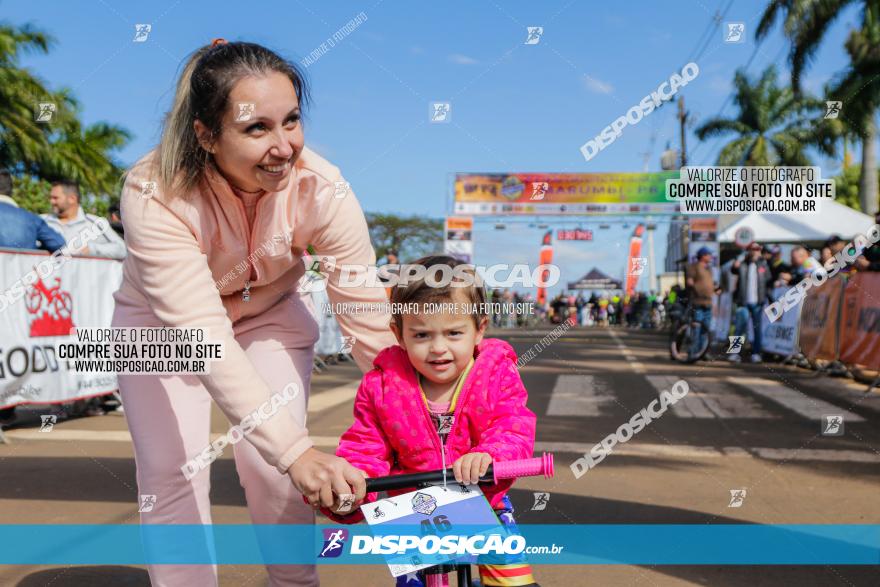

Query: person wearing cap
[111,40,396,586]
[730,243,774,363]
[684,247,718,359]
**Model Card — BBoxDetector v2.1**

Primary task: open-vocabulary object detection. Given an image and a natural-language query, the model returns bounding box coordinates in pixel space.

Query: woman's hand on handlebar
[288,447,367,510]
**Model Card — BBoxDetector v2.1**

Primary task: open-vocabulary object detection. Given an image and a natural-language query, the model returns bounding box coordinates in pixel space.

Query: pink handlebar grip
[492,452,554,483]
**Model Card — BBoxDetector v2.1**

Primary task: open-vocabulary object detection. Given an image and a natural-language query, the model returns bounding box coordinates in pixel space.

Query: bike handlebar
[364,453,554,493]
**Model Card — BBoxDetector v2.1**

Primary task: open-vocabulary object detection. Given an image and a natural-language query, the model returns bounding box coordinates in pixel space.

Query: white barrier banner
[760,286,801,356]
[0,251,122,408]
[712,292,733,340]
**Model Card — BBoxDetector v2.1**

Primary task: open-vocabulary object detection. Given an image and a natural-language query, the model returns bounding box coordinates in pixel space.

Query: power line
[691,37,770,164]
[640,0,728,172]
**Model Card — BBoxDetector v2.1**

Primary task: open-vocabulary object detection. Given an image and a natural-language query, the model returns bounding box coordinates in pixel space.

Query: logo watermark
[341,263,560,290]
[334,181,351,199]
[728,489,747,508]
[181,383,300,480]
[629,257,647,276]
[766,223,880,322]
[39,414,57,432]
[319,528,348,558]
[140,181,157,199]
[824,101,842,119]
[430,102,451,123]
[570,379,690,478]
[531,492,550,511]
[339,335,356,354]
[724,22,745,43]
[727,335,744,354]
[214,230,294,293]
[581,62,699,162]
[530,182,549,201]
[138,494,157,513]
[525,27,543,45]
[516,321,572,368]
[350,534,526,556]
[133,24,151,42]
[301,12,368,68]
[35,102,56,123]
[821,415,844,436]
[235,103,255,122]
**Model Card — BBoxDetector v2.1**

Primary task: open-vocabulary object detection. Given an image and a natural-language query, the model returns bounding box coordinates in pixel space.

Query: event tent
[567,268,623,290]
[717,200,875,244]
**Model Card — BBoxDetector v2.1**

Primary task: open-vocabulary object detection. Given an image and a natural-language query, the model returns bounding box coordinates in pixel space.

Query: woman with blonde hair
[111,39,396,586]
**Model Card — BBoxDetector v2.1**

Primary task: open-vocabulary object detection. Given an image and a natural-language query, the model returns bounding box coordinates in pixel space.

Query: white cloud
[583,75,614,95]
[449,53,479,65]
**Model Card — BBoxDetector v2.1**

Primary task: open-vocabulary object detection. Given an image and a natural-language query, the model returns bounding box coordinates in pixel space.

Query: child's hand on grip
[453,452,492,485]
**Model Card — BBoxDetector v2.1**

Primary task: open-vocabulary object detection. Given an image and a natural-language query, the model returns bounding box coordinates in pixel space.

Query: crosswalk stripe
[645,375,777,419]
[4,429,133,442]
[547,375,615,417]
[534,441,880,464]
[3,429,345,448]
[729,377,866,422]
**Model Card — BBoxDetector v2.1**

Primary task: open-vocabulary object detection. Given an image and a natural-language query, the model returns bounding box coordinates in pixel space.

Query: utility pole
[678,95,688,168]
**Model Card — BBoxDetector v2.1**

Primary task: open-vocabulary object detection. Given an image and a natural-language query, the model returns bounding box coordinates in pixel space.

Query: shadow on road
[15,566,149,586]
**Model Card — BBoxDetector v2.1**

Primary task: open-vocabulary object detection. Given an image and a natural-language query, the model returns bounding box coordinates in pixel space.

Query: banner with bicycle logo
[0,250,122,409]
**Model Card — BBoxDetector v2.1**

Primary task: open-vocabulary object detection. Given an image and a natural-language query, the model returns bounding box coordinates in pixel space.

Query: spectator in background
[0,169,65,253]
[784,245,818,284]
[763,244,790,286]
[575,292,586,326]
[108,202,124,238]
[0,169,65,424]
[729,243,774,363]
[820,235,845,266]
[42,180,127,259]
[685,247,718,360]
[855,212,880,272]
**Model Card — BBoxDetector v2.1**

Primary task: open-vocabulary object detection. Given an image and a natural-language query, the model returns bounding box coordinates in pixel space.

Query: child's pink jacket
[325,338,536,523]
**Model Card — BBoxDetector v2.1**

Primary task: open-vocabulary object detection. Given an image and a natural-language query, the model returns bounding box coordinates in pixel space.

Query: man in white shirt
[42,180,126,260]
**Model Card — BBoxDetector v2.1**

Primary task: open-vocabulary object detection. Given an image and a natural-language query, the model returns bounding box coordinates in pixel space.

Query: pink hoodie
[112,147,397,474]
[324,338,536,523]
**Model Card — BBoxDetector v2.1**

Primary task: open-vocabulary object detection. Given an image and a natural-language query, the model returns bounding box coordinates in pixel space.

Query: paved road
[1,327,878,586]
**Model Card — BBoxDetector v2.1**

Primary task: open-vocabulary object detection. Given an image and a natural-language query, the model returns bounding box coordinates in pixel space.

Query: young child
[324,255,539,587]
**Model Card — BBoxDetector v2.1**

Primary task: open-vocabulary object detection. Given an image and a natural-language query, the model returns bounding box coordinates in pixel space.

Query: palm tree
[29,90,132,197]
[0,21,54,171]
[695,66,840,166]
[758,0,880,213]
[0,18,130,206]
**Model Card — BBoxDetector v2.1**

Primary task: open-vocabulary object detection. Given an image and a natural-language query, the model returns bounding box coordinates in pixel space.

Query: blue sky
[4,0,866,294]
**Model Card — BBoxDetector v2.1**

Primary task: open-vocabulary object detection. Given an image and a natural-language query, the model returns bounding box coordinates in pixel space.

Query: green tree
[365,213,444,262]
[757,0,880,214]
[834,163,880,211]
[695,66,840,166]
[0,21,53,170]
[0,15,131,213]
[10,174,51,214]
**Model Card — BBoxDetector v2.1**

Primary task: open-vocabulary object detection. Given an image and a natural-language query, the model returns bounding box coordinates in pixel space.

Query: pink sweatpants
[114,294,320,586]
